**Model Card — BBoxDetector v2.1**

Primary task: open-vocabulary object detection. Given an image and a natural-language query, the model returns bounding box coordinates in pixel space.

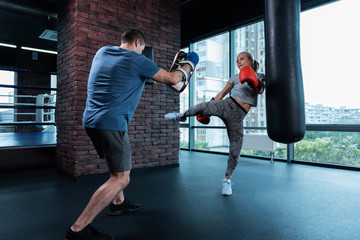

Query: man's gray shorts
[85,128,132,172]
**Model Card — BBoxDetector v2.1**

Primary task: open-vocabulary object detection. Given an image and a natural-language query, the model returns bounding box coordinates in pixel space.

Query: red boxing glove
[239,66,263,93]
[196,114,210,125]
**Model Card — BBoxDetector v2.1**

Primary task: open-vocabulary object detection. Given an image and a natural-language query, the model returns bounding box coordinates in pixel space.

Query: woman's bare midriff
[235,98,252,112]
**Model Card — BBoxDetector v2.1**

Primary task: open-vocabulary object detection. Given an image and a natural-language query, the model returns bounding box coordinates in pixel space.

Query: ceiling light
[0,43,17,48]
[21,46,57,55]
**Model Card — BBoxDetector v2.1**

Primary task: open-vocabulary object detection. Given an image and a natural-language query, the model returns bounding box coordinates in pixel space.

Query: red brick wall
[56,0,181,177]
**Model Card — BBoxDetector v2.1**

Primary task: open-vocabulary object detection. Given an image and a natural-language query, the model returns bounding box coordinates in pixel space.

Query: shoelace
[223,180,234,186]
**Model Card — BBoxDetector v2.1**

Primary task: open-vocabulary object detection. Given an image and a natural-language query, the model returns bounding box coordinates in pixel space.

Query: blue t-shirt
[83,46,160,131]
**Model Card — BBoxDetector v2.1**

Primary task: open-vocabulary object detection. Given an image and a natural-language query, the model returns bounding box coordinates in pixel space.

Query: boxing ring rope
[0,93,56,129]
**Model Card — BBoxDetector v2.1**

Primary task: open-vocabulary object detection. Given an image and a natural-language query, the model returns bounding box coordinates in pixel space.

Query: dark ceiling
[0,0,338,52]
[0,0,57,51]
[181,0,339,46]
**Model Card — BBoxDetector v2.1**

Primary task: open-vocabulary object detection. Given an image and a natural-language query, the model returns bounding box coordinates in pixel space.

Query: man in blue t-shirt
[65,29,199,240]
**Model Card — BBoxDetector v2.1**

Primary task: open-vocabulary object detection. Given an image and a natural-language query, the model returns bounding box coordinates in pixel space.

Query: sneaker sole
[222,192,232,196]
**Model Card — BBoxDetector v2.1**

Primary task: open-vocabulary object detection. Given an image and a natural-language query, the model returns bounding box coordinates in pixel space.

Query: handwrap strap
[178,60,195,71]
[174,67,189,82]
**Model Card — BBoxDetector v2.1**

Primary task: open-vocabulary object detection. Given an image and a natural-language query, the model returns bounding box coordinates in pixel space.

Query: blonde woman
[165,52,265,196]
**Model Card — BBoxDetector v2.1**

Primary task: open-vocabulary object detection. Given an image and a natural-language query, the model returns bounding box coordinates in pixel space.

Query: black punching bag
[265,0,305,144]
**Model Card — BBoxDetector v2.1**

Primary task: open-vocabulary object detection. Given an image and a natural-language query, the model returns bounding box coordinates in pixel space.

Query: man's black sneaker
[108,198,141,216]
[65,224,115,240]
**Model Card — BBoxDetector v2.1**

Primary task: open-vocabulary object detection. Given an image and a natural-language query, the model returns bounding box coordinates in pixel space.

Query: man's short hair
[121,29,145,46]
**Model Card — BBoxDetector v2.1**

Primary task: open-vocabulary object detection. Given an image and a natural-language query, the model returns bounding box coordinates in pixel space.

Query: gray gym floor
[1,150,359,239]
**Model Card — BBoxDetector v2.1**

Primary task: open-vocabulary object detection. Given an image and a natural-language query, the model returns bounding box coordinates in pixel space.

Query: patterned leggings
[179,97,248,178]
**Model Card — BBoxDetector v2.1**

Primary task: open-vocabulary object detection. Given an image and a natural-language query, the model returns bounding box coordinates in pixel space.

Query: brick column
[56,0,181,177]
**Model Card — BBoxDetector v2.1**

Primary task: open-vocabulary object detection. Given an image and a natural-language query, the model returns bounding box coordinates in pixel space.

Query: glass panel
[180,127,189,149]
[233,22,266,129]
[180,47,189,124]
[233,22,265,75]
[295,131,360,167]
[193,32,229,127]
[179,87,189,125]
[194,128,229,153]
[301,0,360,124]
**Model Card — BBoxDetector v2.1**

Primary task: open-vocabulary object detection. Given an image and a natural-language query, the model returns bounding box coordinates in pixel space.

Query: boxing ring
[0,132,56,149]
[0,92,57,169]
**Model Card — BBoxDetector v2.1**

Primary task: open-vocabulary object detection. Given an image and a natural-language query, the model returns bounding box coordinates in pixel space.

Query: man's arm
[152,65,191,85]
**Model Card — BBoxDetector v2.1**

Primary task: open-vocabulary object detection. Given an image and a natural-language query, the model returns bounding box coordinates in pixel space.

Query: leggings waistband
[229,96,248,114]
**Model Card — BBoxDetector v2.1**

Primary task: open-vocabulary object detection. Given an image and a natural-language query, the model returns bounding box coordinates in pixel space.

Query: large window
[301,0,360,124]
[180,22,284,158]
[233,21,267,134]
[295,0,360,167]
[192,33,230,151]
[193,33,229,125]
[180,0,360,168]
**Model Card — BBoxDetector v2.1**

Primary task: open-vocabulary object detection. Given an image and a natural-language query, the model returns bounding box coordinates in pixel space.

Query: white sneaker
[222,178,232,196]
[164,112,185,122]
